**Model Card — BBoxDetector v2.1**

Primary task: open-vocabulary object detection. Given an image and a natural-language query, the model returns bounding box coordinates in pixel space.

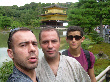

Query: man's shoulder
[7,74,23,82]
[7,66,33,82]
[62,50,68,56]
[7,73,33,82]
[7,76,22,82]
[60,55,87,72]
[82,49,94,58]
[61,55,79,64]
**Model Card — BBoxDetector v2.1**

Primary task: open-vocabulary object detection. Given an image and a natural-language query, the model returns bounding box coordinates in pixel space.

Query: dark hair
[66,26,84,37]
[39,26,60,41]
[7,27,33,49]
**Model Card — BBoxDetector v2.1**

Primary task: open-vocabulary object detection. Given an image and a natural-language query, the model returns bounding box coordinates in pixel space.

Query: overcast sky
[0,0,79,7]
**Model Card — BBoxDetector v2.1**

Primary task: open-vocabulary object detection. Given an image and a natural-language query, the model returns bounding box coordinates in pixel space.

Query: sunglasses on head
[8,28,32,43]
[10,28,20,32]
[10,28,32,35]
[67,35,82,40]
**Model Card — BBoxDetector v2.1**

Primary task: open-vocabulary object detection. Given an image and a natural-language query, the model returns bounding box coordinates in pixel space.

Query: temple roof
[41,13,67,16]
[43,4,68,9]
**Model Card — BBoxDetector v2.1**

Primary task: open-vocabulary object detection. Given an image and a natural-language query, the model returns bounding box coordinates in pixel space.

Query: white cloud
[0,0,78,7]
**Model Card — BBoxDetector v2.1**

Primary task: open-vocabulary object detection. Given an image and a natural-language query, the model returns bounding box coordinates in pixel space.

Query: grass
[60,36,68,50]
[88,42,110,78]
[89,42,110,58]
[0,33,9,47]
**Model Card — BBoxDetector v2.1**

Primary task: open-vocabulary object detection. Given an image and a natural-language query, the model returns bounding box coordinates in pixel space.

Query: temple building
[40,4,68,28]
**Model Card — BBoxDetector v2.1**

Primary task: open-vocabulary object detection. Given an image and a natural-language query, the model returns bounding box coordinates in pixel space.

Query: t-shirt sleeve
[89,51,95,69]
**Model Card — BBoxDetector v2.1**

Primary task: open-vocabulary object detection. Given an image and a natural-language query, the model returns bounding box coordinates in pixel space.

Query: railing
[96,66,110,82]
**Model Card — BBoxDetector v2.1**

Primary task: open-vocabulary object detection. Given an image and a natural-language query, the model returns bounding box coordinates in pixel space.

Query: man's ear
[81,36,85,42]
[7,49,14,59]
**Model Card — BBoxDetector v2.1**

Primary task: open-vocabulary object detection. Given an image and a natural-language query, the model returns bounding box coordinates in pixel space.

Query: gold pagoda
[40,4,68,28]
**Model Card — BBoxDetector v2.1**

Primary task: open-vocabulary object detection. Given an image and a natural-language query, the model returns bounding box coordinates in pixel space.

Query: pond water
[0,47,11,67]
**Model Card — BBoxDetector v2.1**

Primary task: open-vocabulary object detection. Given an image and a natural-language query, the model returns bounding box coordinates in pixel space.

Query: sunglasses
[67,35,82,40]
[9,28,33,36]
[10,28,20,32]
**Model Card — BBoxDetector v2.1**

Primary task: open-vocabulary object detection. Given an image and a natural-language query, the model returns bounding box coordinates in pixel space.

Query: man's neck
[45,53,60,76]
[69,47,81,57]
[45,53,60,64]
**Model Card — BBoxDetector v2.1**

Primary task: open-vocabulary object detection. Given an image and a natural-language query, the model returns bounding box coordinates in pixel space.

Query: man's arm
[88,67,96,82]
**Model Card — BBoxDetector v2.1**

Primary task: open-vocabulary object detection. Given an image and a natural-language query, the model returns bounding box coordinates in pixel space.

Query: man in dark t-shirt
[7,28,39,82]
[62,26,96,82]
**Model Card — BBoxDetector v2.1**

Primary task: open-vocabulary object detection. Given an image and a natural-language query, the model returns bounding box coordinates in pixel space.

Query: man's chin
[28,65,38,70]
[45,54,56,58]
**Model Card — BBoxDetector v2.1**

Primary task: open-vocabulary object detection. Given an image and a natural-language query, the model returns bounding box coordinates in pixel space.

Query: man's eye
[20,44,25,47]
[42,41,48,44]
[33,43,38,46]
[52,40,57,43]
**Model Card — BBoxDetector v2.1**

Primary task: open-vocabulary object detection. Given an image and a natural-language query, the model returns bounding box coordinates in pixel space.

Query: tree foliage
[0,15,12,29]
[68,0,110,35]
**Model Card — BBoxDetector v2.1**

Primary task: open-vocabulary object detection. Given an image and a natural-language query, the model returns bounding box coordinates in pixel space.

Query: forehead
[68,31,81,36]
[12,31,37,42]
[41,30,59,40]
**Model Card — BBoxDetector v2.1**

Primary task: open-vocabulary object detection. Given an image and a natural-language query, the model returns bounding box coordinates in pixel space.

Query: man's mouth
[72,43,76,46]
[28,57,38,63]
[47,50,54,54]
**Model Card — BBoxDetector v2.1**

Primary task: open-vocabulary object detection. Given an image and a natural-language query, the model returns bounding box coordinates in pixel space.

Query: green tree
[93,0,110,36]
[2,6,14,17]
[20,12,32,25]
[68,2,98,33]
[30,18,41,27]
[11,21,22,29]
[68,0,110,36]
[0,15,12,29]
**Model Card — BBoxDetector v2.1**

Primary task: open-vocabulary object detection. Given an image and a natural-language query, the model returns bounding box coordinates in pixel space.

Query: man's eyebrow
[32,41,37,43]
[42,40,48,42]
[19,41,29,45]
[19,41,37,45]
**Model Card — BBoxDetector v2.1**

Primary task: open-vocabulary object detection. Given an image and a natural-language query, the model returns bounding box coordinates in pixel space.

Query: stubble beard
[45,51,59,61]
[13,51,38,71]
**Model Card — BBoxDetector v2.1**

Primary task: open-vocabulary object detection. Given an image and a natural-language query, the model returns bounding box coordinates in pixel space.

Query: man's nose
[29,44,36,52]
[72,38,76,41]
[48,42,53,48]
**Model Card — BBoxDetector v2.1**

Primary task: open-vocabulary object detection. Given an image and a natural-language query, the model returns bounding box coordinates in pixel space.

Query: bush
[89,32,104,44]
[81,36,96,50]
[0,60,13,82]
[95,37,104,44]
